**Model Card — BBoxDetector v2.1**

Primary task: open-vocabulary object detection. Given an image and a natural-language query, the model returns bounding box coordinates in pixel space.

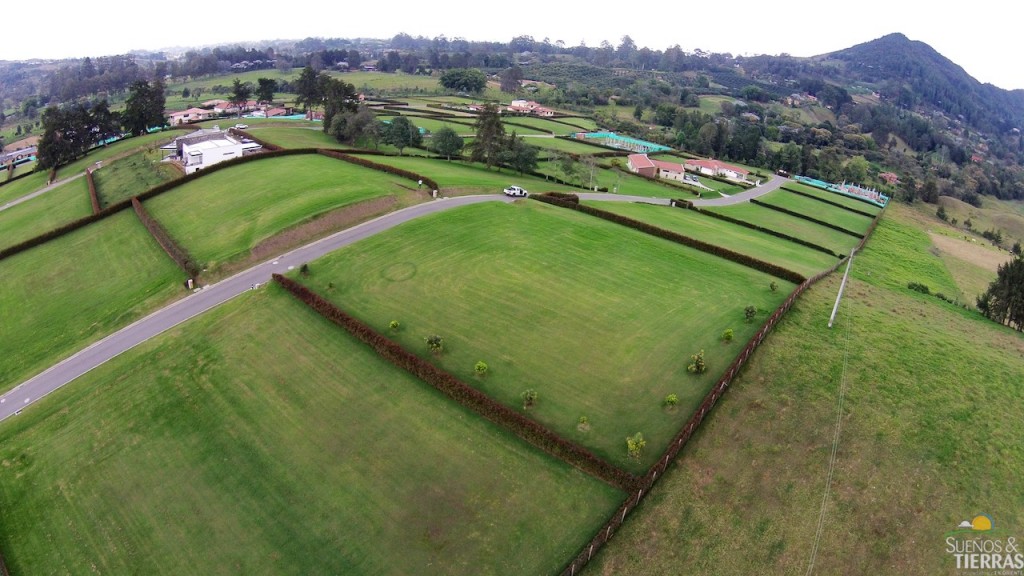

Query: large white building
[162,127,261,174]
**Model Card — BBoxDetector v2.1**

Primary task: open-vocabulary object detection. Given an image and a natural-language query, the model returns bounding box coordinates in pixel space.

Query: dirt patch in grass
[928,232,1012,272]
[207,196,400,282]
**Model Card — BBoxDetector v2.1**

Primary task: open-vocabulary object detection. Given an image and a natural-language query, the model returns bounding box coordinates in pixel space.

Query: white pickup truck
[503,185,528,197]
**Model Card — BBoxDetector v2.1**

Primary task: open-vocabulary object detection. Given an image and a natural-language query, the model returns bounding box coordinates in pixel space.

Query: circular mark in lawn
[381,262,417,282]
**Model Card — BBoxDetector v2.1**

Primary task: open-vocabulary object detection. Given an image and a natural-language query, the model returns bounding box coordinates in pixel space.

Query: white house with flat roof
[161,127,261,174]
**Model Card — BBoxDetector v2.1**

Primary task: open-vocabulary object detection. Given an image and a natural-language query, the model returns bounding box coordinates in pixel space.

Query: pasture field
[501,116,580,134]
[782,181,883,215]
[531,162,689,197]
[0,210,182,393]
[293,201,793,472]
[702,202,862,256]
[586,207,1024,575]
[934,195,1024,247]
[587,202,840,277]
[92,147,180,207]
[396,115,476,136]
[0,177,92,251]
[56,132,178,178]
[144,154,419,275]
[0,170,48,204]
[522,136,619,155]
[755,189,875,235]
[245,126,339,149]
[350,154,579,195]
[0,286,622,575]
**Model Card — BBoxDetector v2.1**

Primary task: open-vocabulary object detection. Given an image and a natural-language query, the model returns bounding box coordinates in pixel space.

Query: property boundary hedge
[531,193,806,283]
[132,197,199,278]
[781,185,878,218]
[686,205,842,258]
[86,168,100,214]
[750,198,864,238]
[272,274,638,492]
[0,169,33,187]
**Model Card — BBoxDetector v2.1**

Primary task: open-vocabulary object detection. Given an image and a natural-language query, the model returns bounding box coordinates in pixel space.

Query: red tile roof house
[167,107,214,125]
[507,99,555,116]
[684,158,750,181]
[628,154,687,181]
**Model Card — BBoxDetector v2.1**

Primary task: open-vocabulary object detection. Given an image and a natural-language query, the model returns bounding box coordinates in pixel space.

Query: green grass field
[586,202,840,277]
[293,201,792,472]
[703,202,862,256]
[0,170,48,204]
[144,154,418,273]
[396,115,476,136]
[56,132,179,179]
[520,136,617,155]
[783,181,884,215]
[756,190,875,234]
[0,177,92,251]
[92,148,180,207]
[0,285,622,575]
[0,210,183,393]
[245,126,340,149]
[350,154,579,195]
[586,206,1024,575]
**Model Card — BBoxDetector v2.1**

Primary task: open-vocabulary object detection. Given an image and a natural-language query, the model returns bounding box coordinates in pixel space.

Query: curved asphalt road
[0,176,788,423]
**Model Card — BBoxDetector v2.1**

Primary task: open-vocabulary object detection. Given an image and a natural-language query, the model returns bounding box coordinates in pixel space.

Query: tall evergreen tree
[469,103,505,169]
[122,80,165,135]
[977,255,1024,331]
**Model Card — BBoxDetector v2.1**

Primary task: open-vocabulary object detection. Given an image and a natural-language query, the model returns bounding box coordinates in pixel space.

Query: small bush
[687,349,706,374]
[770,281,778,292]
[521,388,538,408]
[626,432,646,459]
[663,394,679,408]
[474,360,489,377]
[907,282,931,295]
[721,328,734,343]
[577,415,590,431]
[744,305,757,323]
[388,320,400,331]
[425,334,444,354]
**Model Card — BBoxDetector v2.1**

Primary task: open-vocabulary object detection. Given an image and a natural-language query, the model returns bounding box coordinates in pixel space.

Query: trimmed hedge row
[86,168,100,214]
[750,198,864,238]
[272,273,638,491]
[316,149,439,191]
[780,185,878,218]
[0,148,317,263]
[229,129,282,151]
[1,169,33,186]
[132,197,199,278]
[687,205,842,258]
[532,194,807,284]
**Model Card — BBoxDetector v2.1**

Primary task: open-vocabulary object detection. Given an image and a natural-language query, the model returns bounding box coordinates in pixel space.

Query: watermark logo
[945,514,1022,574]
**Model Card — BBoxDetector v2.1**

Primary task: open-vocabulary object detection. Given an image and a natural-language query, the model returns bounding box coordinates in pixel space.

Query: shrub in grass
[907,281,931,294]
[474,360,489,377]
[626,432,646,459]
[744,305,757,323]
[388,319,400,331]
[687,350,706,374]
[663,394,679,410]
[721,328,734,343]
[425,334,444,354]
[577,416,590,432]
[521,388,538,409]
[770,281,779,292]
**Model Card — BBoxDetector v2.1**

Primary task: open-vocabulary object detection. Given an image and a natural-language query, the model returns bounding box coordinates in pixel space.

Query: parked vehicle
[503,185,528,197]
[234,123,249,130]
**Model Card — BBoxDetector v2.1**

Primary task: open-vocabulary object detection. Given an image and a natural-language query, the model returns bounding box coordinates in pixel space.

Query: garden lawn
[244,126,340,149]
[586,207,1024,575]
[350,154,579,195]
[702,202,862,256]
[756,189,875,235]
[522,137,617,155]
[0,210,183,393]
[293,201,793,473]
[587,202,839,278]
[57,132,178,179]
[783,181,883,215]
[0,170,48,204]
[0,286,621,576]
[0,177,92,251]
[399,116,476,136]
[144,154,414,273]
[92,148,180,207]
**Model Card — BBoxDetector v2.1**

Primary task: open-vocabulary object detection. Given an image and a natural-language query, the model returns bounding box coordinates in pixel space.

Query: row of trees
[977,255,1024,331]
[36,80,166,169]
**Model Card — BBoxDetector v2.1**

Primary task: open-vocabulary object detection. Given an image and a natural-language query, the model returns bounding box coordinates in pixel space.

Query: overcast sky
[6,1,1021,90]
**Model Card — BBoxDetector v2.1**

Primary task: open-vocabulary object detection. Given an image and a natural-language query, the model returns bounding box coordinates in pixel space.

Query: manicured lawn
[587,202,840,277]
[0,170,48,204]
[702,202,862,256]
[0,210,183,393]
[532,162,690,198]
[350,154,579,195]
[0,286,622,575]
[245,126,340,149]
[502,116,578,134]
[92,148,180,207]
[399,116,476,136]
[756,189,876,234]
[144,154,417,272]
[586,207,1024,575]
[293,201,793,472]
[56,132,179,179]
[522,137,618,155]
[782,181,884,214]
[0,177,92,251]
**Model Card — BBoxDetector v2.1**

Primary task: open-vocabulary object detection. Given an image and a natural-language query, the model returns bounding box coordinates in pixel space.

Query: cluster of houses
[627,153,750,183]
[167,99,296,126]
[505,99,555,117]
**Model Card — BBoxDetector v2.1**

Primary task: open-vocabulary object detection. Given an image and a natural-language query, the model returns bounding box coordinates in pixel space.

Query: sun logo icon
[956,515,993,531]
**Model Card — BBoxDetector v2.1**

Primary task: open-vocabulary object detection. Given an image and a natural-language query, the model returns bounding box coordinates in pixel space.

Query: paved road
[0,195,514,422]
[1,172,86,213]
[0,177,791,423]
